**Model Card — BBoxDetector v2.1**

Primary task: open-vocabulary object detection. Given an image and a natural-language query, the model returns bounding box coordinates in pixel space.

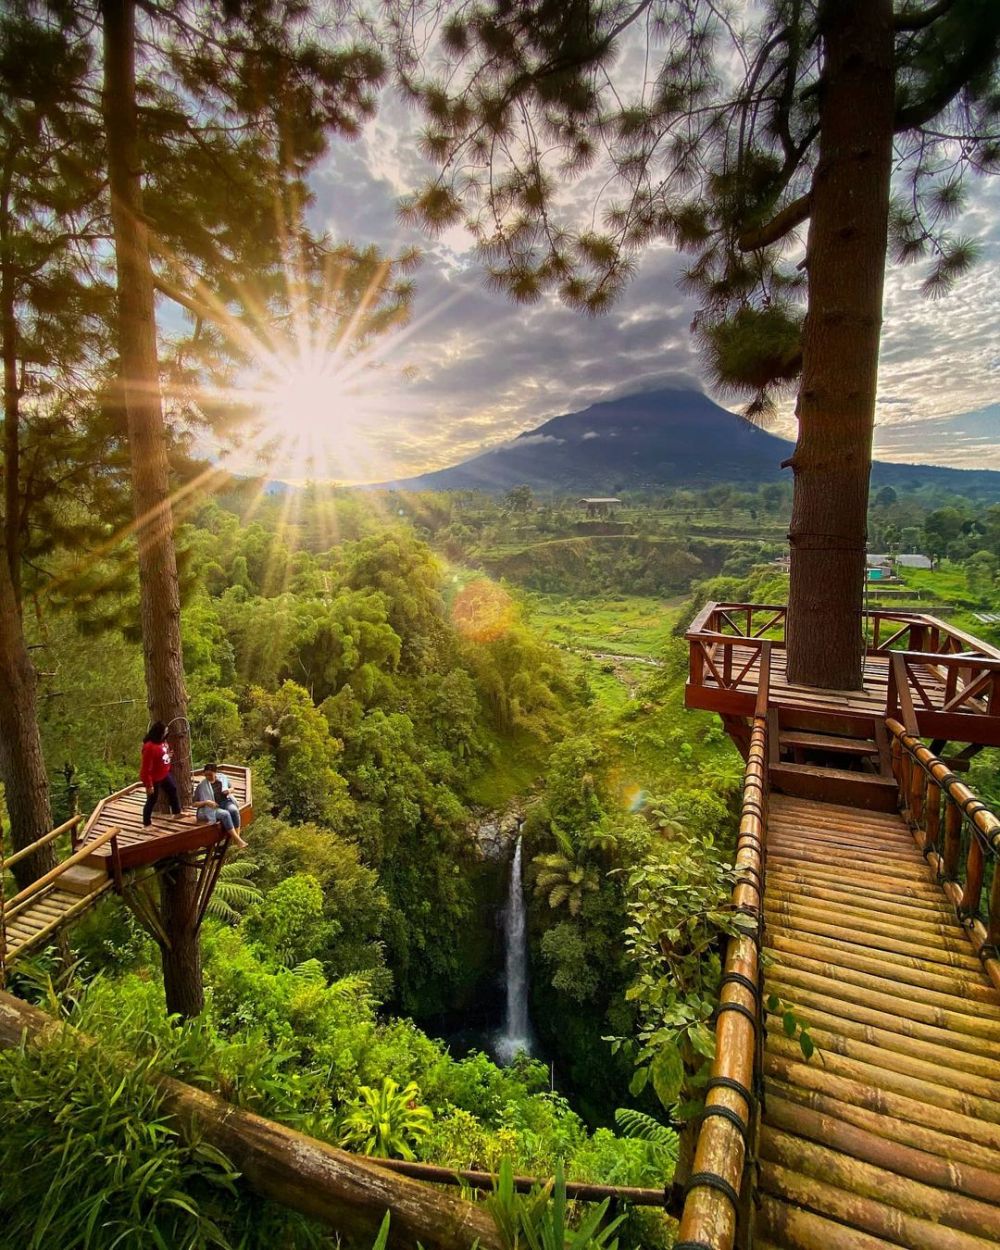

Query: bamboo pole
[677,713,769,1250]
[765,1075,1000,1175]
[885,720,1000,992]
[764,1093,1000,1206]
[4,815,83,870]
[5,824,120,917]
[764,1051,1000,1154]
[0,991,503,1250]
[366,1158,675,1209]
[760,1122,1000,1237]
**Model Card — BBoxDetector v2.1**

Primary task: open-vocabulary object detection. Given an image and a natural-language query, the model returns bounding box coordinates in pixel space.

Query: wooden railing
[868,610,1000,660]
[677,647,770,1250]
[687,605,780,694]
[887,650,1000,736]
[887,718,1000,991]
[688,602,788,643]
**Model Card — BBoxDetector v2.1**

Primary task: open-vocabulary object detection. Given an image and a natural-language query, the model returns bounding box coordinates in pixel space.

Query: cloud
[275,86,1000,481]
[513,433,565,446]
[582,430,600,440]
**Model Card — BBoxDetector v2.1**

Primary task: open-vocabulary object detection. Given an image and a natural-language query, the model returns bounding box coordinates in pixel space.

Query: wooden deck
[685,604,1000,746]
[78,764,253,872]
[759,794,1000,1247]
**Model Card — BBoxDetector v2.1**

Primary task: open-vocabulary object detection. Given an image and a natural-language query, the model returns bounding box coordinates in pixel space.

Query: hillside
[378,388,1000,497]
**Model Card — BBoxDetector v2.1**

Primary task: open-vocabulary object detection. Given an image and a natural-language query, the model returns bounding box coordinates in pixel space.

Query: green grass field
[522,592,685,658]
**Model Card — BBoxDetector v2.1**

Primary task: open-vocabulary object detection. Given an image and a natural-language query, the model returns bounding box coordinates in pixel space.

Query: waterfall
[496,832,533,1064]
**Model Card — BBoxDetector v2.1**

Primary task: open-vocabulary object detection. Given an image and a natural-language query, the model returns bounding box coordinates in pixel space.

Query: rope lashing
[705,1074,754,1108]
[683,1171,741,1211]
[720,970,760,1001]
[698,1104,749,1144]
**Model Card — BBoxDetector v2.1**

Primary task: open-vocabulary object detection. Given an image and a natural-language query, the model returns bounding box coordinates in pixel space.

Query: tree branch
[894,0,955,32]
[737,193,811,251]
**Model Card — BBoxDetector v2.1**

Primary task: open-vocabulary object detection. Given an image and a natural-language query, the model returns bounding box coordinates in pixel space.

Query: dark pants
[143,773,181,825]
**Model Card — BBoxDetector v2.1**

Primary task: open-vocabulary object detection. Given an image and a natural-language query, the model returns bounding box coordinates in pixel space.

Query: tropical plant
[485,1158,626,1250]
[613,1109,680,1175]
[533,832,600,917]
[338,1078,433,1160]
[616,832,746,1125]
[205,860,264,925]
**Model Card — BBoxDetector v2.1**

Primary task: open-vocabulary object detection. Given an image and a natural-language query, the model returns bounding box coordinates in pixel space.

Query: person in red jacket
[141,721,182,826]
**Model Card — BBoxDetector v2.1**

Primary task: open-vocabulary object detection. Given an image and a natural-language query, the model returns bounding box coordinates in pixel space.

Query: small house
[578,497,622,518]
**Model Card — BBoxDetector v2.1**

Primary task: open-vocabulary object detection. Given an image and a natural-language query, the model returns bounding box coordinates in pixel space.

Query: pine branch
[894,1,955,32]
[737,193,810,251]
[894,9,1000,131]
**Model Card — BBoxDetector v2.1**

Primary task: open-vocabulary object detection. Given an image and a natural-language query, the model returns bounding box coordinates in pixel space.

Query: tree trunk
[0,150,52,889]
[1,159,22,604]
[0,552,54,889]
[784,0,895,690]
[101,0,200,1017]
[0,990,505,1250]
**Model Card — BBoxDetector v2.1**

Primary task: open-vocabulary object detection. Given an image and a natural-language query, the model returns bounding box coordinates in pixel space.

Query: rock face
[468,804,524,862]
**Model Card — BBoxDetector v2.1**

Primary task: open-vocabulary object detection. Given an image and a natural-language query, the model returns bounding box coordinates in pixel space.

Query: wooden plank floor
[759,794,1000,1249]
[704,647,915,717]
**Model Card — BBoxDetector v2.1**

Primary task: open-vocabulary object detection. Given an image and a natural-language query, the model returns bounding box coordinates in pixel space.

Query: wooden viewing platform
[78,764,253,870]
[677,608,1000,1250]
[1,765,253,973]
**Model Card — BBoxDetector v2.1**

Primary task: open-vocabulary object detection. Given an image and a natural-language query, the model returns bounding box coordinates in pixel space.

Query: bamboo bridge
[678,606,1000,1249]
[4,606,1000,1247]
[0,766,253,975]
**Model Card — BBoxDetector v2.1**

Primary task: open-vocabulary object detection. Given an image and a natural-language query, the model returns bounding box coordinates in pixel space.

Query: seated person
[194,766,247,849]
[205,763,242,833]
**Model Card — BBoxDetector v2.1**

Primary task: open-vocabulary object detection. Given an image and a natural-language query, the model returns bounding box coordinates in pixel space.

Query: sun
[259,356,345,437]
[245,349,393,483]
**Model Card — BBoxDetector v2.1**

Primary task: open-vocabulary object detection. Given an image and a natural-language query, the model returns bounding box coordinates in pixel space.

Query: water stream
[495,832,534,1063]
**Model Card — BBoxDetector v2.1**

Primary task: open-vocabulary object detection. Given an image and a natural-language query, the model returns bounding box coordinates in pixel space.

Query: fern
[614,1108,680,1163]
[205,860,263,924]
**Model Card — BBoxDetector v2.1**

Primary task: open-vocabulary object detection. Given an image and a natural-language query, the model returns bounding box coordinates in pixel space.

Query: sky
[254,42,1000,484]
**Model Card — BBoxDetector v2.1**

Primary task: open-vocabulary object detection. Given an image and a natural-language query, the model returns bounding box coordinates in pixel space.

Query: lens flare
[451,579,515,643]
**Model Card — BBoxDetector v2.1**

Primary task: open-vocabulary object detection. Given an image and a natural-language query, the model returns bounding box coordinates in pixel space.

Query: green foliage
[244,681,353,827]
[338,1077,433,1159]
[485,1159,627,1250]
[620,829,746,1122]
[0,1027,239,1249]
[241,873,335,967]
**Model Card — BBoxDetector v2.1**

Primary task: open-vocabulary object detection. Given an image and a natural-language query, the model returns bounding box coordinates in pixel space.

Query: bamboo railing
[887,718,1000,993]
[676,646,770,1250]
[0,822,122,977]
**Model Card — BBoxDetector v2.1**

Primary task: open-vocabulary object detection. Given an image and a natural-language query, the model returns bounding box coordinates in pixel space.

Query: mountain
[377,388,1000,497]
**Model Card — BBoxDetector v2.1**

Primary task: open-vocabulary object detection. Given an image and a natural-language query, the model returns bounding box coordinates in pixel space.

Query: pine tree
[0,6,113,884]
[97,0,404,1016]
[385,0,1000,688]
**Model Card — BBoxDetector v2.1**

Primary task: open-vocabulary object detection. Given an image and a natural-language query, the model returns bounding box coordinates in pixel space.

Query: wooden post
[923,780,941,858]
[942,799,963,881]
[910,763,925,830]
[110,835,123,894]
[986,864,1000,949]
[961,839,985,921]
[690,640,705,689]
[900,753,912,823]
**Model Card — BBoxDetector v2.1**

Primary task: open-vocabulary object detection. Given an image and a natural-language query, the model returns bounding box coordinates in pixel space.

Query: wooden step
[58,863,108,896]
[780,730,881,756]
[770,762,899,811]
